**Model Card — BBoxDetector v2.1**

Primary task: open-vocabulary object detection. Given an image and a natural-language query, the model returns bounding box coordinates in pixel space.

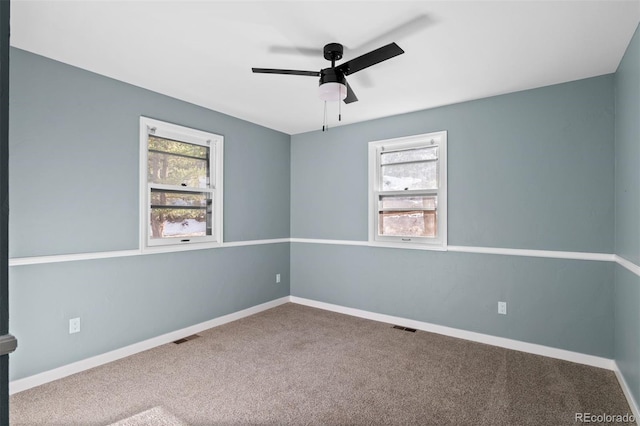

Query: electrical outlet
[69,317,81,334]
[498,302,507,315]
[276,273,281,283]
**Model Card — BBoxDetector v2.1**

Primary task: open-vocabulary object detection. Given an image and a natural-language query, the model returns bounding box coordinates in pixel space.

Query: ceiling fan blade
[336,42,404,76]
[252,68,320,77]
[344,81,358,104]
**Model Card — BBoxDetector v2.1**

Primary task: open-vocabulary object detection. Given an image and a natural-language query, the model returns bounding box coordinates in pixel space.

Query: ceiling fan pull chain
[339,98,342,122]
[322,101,327,132]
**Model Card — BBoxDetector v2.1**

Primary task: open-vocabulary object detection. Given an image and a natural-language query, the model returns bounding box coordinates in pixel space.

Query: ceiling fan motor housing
[319,68,346,86]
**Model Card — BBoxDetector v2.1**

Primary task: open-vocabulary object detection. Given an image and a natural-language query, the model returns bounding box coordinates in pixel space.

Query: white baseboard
[9,296,290,395]
[289,296,615,370]
[614,361,640,422]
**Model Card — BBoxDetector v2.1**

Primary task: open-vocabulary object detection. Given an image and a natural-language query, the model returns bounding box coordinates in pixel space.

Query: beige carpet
[9,303,636,425]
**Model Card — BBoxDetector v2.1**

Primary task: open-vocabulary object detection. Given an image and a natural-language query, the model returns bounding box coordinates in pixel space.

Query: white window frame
[368,131,447,250]
[139,117,224,253]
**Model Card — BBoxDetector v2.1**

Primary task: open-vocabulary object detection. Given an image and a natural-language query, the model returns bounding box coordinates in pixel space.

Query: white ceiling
[10,1,640,135]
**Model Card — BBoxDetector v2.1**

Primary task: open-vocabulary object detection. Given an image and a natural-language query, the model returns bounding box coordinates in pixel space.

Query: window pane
[148,136,209,187]
[379,210,437,238]
[150,190,208,207]
[379,195,437,210]
[149,136,208,159]
[380,146,438,165]
[381,161,438,191]
[149,192,212,239]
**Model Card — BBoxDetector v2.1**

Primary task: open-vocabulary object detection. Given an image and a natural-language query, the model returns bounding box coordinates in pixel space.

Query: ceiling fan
[252,42,404,129]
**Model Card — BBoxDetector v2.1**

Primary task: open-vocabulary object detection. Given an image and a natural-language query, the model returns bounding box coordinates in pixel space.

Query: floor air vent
[392,325,417,333]
[173,334,201,344]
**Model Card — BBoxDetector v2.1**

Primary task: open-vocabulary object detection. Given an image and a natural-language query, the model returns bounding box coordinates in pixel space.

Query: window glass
[149,190,212,239]
[379,210,437,238]
[380,146,438,164]
[378,195,437,238]
[148,136,209,187]
[381,161,438,191]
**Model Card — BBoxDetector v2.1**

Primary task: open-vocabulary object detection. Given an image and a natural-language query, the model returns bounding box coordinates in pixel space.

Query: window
[368,131,447,249]
[140,117,223,251]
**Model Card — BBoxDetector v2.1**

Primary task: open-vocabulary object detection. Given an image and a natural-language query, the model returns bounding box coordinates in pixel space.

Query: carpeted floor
[9,303,635,425]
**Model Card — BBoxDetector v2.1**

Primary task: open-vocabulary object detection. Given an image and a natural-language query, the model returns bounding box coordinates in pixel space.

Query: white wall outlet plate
[276,273,281,283]
[498,302,507,315]
[69,317,81,334]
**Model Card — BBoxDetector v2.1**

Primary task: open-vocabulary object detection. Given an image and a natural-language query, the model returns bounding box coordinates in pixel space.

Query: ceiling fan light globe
[318,82,347,102]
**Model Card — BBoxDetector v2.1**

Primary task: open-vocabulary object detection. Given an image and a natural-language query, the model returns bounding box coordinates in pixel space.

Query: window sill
[141,240,223,255]
[368,241,448,252]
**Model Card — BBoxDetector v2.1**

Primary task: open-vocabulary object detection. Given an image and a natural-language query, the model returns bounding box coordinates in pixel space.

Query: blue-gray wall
[614,23,640,409]
[8,48,291,380]
[291,244,613,356]
[291,75,616,358]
